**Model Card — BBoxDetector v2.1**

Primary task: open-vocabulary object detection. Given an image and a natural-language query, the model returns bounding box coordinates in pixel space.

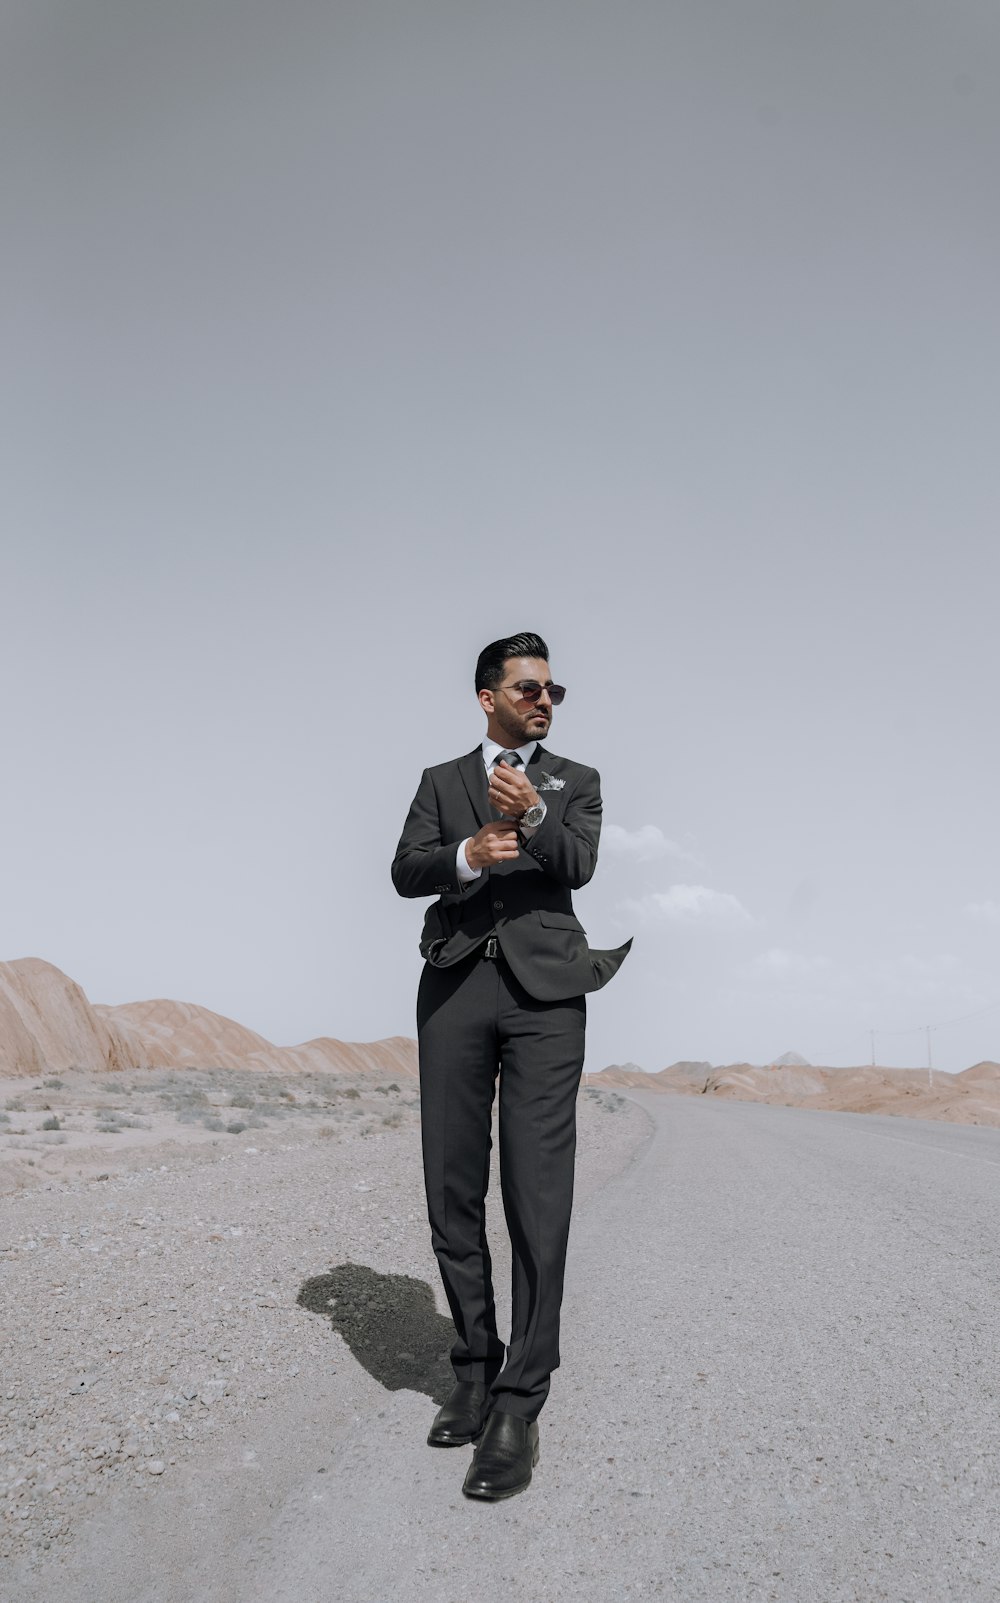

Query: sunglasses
[500,680,567,706]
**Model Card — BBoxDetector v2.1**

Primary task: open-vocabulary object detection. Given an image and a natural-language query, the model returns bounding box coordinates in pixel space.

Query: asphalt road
[30,1095,1000,1603]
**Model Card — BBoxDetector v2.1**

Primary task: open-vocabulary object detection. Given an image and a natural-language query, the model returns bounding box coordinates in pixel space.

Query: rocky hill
[0,958,416,1079]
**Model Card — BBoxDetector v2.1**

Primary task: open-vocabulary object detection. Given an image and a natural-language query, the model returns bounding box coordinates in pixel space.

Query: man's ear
[478,689,495,716]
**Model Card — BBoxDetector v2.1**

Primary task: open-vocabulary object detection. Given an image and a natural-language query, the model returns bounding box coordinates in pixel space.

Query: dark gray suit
[393,743,630,1420]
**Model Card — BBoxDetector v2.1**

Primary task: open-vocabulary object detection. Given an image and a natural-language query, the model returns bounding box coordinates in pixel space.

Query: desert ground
[0,1052,645,1592]
[592,1056,1000,1128]
[5,1089,998,1603]
[3,956,999,1601]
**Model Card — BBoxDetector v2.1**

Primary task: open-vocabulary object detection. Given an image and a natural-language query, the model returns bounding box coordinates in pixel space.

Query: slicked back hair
[475,632,551,693]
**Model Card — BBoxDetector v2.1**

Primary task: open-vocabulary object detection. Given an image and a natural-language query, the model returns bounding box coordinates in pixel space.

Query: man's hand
[465,820,521,870]
[487,760,540,819]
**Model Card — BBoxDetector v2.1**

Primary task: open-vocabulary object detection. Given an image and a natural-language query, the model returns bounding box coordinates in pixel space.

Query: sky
[2,0,998,1074]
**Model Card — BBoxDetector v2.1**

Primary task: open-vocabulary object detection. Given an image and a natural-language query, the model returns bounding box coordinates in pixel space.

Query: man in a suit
[392,631,630,1501]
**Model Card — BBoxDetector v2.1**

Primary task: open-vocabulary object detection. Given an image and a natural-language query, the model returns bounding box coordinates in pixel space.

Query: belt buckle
[484,936,498,959]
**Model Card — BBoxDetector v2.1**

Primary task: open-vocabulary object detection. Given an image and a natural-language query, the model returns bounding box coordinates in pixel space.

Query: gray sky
[3,1,998,1073]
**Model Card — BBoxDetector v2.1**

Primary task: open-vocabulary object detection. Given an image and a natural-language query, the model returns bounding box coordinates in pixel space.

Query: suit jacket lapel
[458,747,490,828]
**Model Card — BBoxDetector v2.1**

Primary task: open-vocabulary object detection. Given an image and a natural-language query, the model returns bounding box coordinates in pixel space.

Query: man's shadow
[298,1263,456,1405]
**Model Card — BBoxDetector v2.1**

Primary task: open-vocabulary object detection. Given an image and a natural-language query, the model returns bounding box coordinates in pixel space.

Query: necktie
[490,751,521,818]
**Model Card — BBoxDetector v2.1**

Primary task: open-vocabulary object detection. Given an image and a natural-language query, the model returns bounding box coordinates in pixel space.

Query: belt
[482,936,499,959]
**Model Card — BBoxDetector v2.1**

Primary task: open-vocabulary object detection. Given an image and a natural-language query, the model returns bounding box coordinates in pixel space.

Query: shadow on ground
[298,1262,455,1404]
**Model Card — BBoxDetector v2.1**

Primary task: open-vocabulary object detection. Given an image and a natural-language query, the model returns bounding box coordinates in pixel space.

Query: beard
[496,707,550,745]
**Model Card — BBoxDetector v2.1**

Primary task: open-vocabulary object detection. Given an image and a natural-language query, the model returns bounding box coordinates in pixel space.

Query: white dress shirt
[456,738,548,884]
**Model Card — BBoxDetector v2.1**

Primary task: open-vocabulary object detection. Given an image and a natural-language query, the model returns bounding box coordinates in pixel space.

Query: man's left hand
[488,760,541,819]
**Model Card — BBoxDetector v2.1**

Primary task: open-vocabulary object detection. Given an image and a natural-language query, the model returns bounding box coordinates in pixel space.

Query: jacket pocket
[537,910,587,934]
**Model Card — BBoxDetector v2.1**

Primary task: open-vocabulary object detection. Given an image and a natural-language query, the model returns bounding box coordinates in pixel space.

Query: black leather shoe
[462,1410,539,1500]
[427,1381,492,1447]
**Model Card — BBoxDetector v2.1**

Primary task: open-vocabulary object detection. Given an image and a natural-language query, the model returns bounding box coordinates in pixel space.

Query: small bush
[162,1088,209,1109]
[43,1078,65,1090]
[230,1092,255,1109]
[343,1088,360,1101]
[96,1122,123,1134]
[42,1115,61,1131]
[202,1115,225,1132]
[5,1099,25,1112]
[226,1120,247,1134]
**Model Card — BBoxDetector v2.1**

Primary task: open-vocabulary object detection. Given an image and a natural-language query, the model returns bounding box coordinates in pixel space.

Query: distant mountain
[769,1050,812,1067]
[0,957,416,1079]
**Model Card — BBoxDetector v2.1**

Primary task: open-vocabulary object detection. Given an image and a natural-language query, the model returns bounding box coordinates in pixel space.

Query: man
[392,631,630,1502]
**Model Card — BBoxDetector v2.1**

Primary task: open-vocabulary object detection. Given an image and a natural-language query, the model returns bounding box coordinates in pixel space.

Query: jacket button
[493,899,503,911]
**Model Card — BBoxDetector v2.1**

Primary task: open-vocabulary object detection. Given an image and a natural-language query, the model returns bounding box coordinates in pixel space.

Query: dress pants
[416,947,586,1423]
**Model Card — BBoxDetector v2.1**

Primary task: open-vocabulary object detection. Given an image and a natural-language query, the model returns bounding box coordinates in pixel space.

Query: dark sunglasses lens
[510,681,566,704]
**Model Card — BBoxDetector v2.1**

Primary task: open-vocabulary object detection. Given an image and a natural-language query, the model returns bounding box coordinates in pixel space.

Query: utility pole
[926,1024,933,1089]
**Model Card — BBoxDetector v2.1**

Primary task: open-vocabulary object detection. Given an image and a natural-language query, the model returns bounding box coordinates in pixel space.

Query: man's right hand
[465,820,521,869]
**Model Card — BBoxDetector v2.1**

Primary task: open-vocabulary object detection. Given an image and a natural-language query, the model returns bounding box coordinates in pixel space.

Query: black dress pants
[416,947,586,1423]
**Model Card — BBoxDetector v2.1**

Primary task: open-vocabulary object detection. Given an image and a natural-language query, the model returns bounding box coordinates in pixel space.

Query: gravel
[0,1075,647,1577]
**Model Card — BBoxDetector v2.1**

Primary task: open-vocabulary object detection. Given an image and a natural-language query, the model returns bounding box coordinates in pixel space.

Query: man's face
[480,656,555,745]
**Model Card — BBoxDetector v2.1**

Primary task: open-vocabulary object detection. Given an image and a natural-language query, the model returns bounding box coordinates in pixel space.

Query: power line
[804,998,1000,1067]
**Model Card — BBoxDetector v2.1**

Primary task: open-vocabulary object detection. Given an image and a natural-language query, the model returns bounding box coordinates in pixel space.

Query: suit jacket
[391,743,632,1003]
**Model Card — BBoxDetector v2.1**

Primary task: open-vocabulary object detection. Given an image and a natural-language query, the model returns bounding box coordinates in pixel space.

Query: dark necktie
[490,750,521,818]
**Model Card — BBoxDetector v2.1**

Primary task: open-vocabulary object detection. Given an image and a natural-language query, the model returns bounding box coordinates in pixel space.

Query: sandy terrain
[594,1056,1000,1128]
[0,1064,417,1195]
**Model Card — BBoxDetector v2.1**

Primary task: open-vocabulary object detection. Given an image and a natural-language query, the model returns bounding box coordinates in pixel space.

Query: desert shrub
[43,1078,65,1089]
[42,1115,61,1131]
[97,1113,144,1132]
[5,1099,25,1112]
[381,1111,403,1128]
[226,1120,247,1134]
[202,1115,225,1132]
[0,1112,10,1125]
[343,1088,360,1101]
[162,1088,210,1109]
[230,1092,255,1109]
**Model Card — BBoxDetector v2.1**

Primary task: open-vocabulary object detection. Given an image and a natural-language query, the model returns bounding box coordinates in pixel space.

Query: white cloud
[620,884,757,929]
[965,900,1000,926]
[602,823,698,864]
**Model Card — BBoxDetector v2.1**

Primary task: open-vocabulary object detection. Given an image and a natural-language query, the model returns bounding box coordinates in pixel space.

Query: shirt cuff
[456,838,482,883]
[518,798,547,838]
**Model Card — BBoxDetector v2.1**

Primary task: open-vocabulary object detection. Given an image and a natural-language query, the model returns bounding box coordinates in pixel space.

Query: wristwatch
[520,801,546,829]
